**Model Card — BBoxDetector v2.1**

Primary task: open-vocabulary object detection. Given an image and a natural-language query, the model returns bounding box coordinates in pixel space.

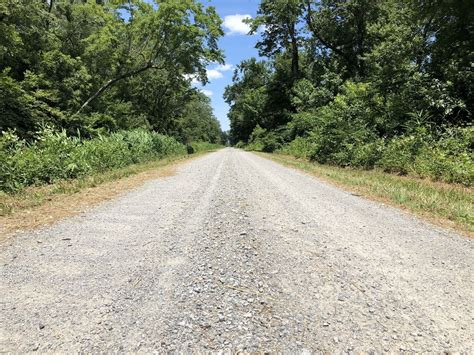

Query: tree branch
[74,64,161,116]
[305,1,351,62]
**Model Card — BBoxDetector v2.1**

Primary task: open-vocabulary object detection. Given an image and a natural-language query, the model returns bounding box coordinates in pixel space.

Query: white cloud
[206,69,224,80]
[184,63,234,85]
[215,63,233,72]
[205,63,233,81]
[223,14,252,35]
[200,89,213,97]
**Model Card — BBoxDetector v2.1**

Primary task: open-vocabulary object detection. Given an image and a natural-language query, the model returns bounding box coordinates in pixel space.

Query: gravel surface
[1,148,473,352]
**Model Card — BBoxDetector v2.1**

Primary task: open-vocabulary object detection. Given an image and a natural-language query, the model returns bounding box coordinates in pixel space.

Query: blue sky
[195,0,263,131]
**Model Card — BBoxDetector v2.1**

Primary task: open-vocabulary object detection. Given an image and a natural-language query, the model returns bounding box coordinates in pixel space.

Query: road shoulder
[254,152,473,238]
[0,153,210,242]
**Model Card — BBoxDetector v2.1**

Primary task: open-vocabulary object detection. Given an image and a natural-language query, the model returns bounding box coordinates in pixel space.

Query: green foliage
[234,141,246,149]
[247,125,283,153]
[189,141,223,153]
[279,126,473,185]
[228,0,472,186]
[378,126,474,185]
[0,0,224,195]
[176,93,222,144]
[249,0,303,79]
[224,59,271,144]
[0,0,224,144]
[246,125,266,151]
[278,136,314,159]
[297,82,381,166]
[0,128,186,193]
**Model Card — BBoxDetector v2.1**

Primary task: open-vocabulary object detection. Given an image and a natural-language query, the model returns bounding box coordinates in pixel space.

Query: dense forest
[1,0,224,192]
[0,0,223,142]
[226,0,473,185]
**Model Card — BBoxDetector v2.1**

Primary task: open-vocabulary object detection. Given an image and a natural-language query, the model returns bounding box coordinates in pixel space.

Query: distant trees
[0,0,223,143]
[224,59,271,144]
[177,92,222,144]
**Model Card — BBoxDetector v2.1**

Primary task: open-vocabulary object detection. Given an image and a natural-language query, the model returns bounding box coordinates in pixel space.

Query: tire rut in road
[153,150,286,351]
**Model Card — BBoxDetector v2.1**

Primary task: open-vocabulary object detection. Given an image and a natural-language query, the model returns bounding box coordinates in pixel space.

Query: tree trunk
[289,22,300,81]
[354,5,366,78]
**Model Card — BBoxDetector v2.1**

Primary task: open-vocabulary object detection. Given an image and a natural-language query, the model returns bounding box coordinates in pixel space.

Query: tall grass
[0,128,186,193]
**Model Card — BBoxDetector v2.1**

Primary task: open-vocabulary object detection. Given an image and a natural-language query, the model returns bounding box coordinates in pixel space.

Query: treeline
[226,0,473,185]
[0,0,223,144]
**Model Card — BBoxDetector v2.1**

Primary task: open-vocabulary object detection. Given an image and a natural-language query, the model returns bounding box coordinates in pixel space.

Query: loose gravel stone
[0,148,473,352]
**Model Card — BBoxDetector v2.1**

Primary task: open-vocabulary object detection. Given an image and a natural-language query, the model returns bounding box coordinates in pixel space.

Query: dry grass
[0,154,201,241]
[259,153,474,238]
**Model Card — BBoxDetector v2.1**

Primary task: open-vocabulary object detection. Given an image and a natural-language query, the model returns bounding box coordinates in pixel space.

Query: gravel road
[1,148,473,352]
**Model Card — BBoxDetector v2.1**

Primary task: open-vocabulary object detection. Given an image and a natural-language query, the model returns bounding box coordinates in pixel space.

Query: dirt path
[1,148,472,352]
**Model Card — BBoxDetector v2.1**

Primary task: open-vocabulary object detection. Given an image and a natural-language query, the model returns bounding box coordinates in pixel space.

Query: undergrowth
[0,128,186,193]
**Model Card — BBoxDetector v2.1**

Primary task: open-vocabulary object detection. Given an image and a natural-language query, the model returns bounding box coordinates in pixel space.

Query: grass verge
[0,151,214,241]
[258,152,474,237]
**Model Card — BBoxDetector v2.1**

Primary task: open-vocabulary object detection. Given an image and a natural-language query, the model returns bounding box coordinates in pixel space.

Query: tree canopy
[227,0,473,185]
[1,0,223,142]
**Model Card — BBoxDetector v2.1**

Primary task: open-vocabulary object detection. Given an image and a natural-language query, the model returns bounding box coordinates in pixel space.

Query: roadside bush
[0,128,186,193]
[189,141,223,153]
[294,82,381,166]
[234,141,246,149]
[411,127,473,185]
[279,136,314,159]
[377,134,426,175]
[247,125,283,153]
[282,125,472,186]
[246,125,266,151]
[375,126,473,185]
[350,140,385,169]
[280,80,473,186]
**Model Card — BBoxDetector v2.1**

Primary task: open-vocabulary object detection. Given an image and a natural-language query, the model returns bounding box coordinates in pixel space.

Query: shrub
[0,128,186,193]
[350,140,385,169]
[377,134,427,175]
[234,141,246,149]
[412,126,473,185]
[279,136,314,159]
[282,125,473,186]
[295,82,381,165]
[246,125,266,151]
[247,125,283,153]
[189,141,222,153]
[281,80,473,186]
[375,125,473,185]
